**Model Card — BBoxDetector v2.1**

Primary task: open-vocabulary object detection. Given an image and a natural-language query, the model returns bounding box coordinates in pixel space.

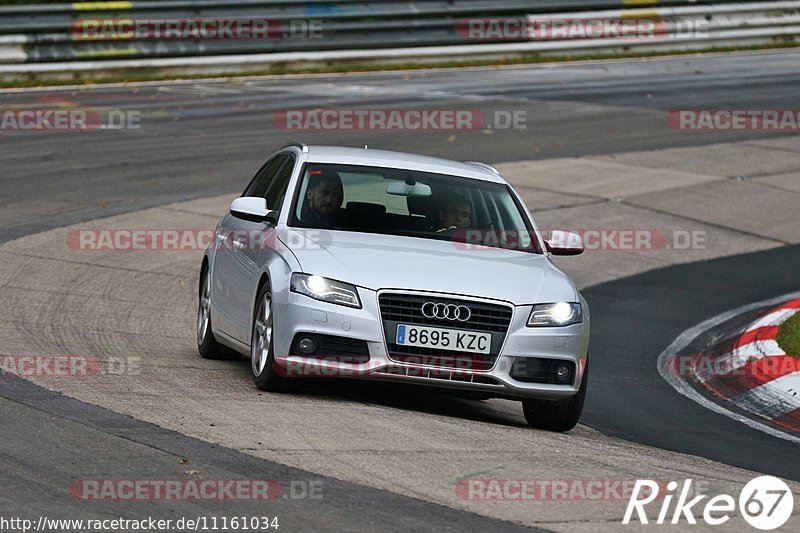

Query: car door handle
[232,240,245,250]
[216,234,227,242]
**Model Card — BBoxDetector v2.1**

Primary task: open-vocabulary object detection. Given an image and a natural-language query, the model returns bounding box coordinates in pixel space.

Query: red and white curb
[695,298,800,432]
[658,292,800,444]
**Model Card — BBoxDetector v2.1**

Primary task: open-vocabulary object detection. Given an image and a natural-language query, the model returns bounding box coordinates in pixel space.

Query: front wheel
[197,267,227,359]
[251,283,301,393]
[522,363,588,432]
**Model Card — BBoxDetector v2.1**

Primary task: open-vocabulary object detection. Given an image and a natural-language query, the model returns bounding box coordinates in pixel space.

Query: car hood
[279,228,578,306]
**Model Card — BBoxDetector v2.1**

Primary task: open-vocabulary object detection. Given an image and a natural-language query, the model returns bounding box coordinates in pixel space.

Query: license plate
[395,324,491,354]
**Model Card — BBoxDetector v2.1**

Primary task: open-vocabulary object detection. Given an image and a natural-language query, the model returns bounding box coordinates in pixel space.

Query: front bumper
[272,287,589,401]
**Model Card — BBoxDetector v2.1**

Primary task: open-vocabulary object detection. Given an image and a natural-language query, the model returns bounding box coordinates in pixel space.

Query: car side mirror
[230,197,277,224]
[544,230,584,256]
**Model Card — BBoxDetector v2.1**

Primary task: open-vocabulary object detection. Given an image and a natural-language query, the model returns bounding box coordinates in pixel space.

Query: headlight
[527,302,582,327]
[291,273,362,309]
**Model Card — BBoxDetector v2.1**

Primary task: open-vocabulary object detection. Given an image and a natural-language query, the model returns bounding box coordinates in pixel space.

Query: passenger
[437,195,472,231]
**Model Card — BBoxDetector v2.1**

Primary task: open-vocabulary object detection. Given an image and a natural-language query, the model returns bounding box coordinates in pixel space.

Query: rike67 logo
[624,476,794,530]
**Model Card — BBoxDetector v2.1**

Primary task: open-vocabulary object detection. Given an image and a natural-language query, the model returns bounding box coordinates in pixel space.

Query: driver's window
[264,155,295,213]
[242,155,288,198]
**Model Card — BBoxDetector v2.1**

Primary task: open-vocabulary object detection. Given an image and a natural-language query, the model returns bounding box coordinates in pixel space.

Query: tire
[197,266,230,360]
[522,363,588,432]
[250,282,301,393]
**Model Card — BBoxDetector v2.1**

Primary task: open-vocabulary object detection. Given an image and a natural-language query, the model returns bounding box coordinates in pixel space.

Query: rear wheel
[522,364,588,432]
[251,283,301,393]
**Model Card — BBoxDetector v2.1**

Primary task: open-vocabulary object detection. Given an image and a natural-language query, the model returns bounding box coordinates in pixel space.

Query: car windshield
[289,163,542,253]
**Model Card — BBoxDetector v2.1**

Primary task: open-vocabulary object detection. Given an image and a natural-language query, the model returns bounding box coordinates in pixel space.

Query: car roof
[300,145,508,184]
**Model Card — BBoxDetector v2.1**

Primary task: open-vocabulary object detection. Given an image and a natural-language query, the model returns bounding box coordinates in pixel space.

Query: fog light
[555,364,572,382]
[297,336,318,355]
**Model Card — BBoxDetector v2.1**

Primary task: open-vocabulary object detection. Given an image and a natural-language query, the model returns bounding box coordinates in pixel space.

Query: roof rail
[464,161,500,175]
[282,141,309,153]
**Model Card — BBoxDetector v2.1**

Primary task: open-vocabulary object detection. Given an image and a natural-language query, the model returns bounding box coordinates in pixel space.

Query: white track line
[657,291,800,445]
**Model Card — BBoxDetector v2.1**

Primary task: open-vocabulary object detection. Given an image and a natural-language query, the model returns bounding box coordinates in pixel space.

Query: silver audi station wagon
[198,143,590,431]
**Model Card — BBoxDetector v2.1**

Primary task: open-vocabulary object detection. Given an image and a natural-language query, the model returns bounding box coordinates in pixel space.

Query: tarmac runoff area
[1,135,799,530]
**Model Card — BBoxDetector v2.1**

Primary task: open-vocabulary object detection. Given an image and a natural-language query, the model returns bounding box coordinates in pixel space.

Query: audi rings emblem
[421,302,471,322]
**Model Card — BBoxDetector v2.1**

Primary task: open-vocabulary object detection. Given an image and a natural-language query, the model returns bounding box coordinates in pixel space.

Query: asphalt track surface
[582,244,800,482]
[1,50,799,527]
[0,377,532,532]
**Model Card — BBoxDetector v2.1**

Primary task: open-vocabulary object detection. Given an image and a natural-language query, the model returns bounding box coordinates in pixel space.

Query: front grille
[379,293,512,333]
[379,293,513,371]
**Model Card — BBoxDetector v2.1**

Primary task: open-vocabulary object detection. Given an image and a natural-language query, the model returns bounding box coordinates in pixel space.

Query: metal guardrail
[0,1,732,35]
[0,1,797,67]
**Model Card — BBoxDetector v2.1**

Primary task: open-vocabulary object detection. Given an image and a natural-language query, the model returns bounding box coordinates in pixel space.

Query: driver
[302,170,344,227]
[437,195,471,231]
